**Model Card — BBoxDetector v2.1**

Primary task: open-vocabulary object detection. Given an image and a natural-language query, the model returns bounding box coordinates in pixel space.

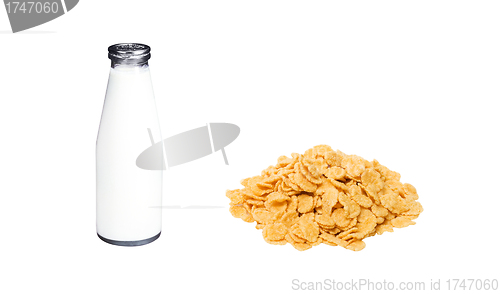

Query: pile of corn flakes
[226,145,423,251]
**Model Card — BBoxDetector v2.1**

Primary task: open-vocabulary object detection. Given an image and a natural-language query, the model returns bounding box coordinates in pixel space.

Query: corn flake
[262,223,287,242]
[297,194,314,214]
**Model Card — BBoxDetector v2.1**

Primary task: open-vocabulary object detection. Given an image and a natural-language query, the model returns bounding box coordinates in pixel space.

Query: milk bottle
[96,43,163,246]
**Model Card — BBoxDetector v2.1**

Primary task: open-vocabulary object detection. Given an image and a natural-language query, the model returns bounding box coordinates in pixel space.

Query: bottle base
[97,231,161,246]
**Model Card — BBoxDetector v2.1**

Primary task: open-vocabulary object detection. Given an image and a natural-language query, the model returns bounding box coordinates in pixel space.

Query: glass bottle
[96,43,163,246]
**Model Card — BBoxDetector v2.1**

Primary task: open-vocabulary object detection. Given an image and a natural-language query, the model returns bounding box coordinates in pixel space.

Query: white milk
[96,57,163,245]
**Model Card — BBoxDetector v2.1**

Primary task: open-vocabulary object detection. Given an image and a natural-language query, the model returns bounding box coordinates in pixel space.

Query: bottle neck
[111,61,149,69]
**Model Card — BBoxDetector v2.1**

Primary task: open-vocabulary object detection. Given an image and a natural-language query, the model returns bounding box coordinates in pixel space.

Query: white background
[1,1,499,293]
